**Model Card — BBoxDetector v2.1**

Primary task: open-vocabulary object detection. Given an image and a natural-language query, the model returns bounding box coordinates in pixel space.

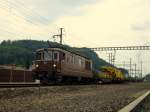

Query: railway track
[0,82,40,88]
[0,82,92,88]
[118,90,150,112]
[0,82,149,112]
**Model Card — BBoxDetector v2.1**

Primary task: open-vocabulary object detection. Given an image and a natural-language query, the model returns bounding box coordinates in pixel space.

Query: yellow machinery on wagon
[95,66,126,83]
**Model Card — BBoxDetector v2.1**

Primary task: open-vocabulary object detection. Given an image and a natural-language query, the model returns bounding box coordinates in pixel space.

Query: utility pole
[112,50,116,65]
[52,28,64,44]
[129,58,132,77]
[108,53,111,64]
[135,64,136,78]
[110,53,112,65]
[108,51,116,65]
[141,61,143,78]
[123,61,125,68]
[60,28,63,44]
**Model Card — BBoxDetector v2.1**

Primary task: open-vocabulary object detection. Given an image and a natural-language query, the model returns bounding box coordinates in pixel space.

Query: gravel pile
[0,82,150,112]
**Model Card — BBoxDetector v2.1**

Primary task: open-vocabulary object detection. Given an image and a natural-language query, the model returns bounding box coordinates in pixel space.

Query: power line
[0,0,59,35]
[1,0,59,30]
[5,0,48,24]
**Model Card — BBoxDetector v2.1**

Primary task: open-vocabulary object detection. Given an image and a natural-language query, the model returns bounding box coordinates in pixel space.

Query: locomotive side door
[52,51,61,72]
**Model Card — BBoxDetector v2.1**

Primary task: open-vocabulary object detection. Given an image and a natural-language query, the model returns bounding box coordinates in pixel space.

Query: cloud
[4,0,97,24]
[0,0,97,41]
[51,0,150,75]
[53,0,150,47]
[132,21,150,31]
[0,0,149,46]
[0,1,51,41]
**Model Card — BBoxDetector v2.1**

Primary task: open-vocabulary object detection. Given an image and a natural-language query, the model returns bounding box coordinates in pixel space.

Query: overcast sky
[0,0,150,75]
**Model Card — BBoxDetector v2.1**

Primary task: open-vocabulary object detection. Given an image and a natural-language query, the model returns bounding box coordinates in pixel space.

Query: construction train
[32,47,128,84]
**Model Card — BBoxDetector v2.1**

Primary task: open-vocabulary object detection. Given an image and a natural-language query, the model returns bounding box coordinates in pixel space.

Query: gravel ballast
[0,82,150,112]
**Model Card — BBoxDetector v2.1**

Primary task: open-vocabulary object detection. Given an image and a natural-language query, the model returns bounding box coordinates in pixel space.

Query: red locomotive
[32,47,93,84]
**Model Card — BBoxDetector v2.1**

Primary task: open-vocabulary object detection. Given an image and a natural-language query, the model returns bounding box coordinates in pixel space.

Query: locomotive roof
[36,47,91,60]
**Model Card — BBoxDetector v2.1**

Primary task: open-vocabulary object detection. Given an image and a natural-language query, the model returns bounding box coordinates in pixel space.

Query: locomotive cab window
[36,52,43,60]
[62,53,65,60]
[85,61,91,70]
[44,51,52,60]
[53,52,59,61]
[36,52,41,60]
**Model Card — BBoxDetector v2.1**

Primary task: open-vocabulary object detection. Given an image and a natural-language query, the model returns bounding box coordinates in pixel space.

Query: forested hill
[144,74,150,81]
[0,40,111,69]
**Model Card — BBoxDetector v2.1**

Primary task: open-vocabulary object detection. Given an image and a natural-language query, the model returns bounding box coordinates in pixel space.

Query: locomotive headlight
[53,64,56,68]
[35,64,39,68]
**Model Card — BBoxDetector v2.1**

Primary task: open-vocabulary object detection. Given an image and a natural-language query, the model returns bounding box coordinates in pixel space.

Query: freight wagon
[0,66,34,83]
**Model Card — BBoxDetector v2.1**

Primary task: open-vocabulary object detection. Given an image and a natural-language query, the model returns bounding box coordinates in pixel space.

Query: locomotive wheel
[56,75,63,83]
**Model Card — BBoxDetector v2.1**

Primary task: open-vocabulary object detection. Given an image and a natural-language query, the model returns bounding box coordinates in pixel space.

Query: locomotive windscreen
[36,52,43,60]
[44,51,52,60]
[36,50,59,61]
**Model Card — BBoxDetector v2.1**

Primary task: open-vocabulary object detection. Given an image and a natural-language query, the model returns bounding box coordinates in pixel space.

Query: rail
[0,82,40,88]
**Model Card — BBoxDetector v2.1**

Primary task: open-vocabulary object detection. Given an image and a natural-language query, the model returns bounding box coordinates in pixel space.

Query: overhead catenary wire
[3,0,49,25]
[5,0,59,29]
[0,1,50,30]
[0,0,59,39]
